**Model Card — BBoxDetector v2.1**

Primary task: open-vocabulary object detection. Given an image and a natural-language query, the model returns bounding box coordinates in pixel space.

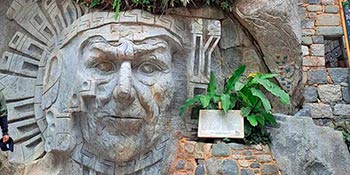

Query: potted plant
[180,65,290,144]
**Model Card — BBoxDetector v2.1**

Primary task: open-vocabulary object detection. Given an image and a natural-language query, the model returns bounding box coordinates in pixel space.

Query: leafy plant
[78,0,235,19]
[180,65,291,144]
[179,65,245,116]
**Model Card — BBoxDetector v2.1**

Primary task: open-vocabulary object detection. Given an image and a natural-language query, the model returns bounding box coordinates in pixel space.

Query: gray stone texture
[310,44,325,56]
[307,0,320,4]
[212,143,231,157]
[0,152,24,175]
[317,84,342,103]
[321,0,335,5]
[302,36,313,45]
[328,68,350,84]
[316,14,340,26]
[316,26,343,36]
[304,86,318,102]
[295,106,312,117]
[234,0,303,113]
[309,12,317,18]
[302,45,309,56]
[205,158,239,175]
[299,7,307,19]
[250,162,260,168]
[307,5,323,12]
[175,160,186,170]
[261,164,279,175]
[302,19,315,29]
[257,155,273,163]
[342,86,350,103]
[307,69,327,84]
[303,29,316,36]
[333,104,350,115]
[312,36,324,44]
[241,168,254,175]
[219,18,241,49]
[325,5,339,13]
[270,114,350,175]
[195,164,206,175]
[228,143,245,150]
[220,160,239,175]
[303,103,333,118]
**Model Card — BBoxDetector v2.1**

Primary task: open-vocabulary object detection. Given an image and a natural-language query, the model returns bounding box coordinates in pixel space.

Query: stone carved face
[77,32,175,163]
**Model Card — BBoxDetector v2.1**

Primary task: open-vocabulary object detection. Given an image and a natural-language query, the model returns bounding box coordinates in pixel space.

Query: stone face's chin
[82,110,159,163]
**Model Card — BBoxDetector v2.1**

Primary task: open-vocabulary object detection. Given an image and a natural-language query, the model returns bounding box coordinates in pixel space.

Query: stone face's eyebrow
[82,37,171,66]
[133,40,169,56]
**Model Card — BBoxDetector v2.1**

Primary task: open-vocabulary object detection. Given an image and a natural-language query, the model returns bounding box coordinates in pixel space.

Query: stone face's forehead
[75,24,182,50]
[58,11,187,49]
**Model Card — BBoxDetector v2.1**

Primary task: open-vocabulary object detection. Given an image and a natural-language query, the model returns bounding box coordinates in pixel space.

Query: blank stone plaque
[198,110,244,138]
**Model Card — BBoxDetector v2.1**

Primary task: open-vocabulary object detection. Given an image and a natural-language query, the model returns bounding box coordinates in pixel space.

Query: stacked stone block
[170,139,281,175]
[299,0,350,127]
[303,68,350,126]
[300,0,342,68]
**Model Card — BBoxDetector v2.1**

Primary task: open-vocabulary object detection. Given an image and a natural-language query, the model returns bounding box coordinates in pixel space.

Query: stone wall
[299,0,350,127]
[170,139,281,175]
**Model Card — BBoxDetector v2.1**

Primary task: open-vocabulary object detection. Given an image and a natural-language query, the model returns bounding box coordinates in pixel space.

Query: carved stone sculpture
[0,0,305,174]
[1,0,220,174]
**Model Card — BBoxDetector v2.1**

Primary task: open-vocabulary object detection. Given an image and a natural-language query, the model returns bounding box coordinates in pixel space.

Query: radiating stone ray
[1,52,39,78]
[0,73,36,101]
[2,0,89,164]
[8,134,44,164]
[6,1,57,45]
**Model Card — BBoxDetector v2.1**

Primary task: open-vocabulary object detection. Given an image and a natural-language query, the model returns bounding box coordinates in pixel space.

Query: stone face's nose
[113,61,136,107]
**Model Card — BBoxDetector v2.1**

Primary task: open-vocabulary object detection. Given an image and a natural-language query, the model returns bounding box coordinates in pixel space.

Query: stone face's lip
[101,114,143,120]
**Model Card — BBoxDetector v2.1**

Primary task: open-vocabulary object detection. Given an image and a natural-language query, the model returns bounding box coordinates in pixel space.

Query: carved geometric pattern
[3,0,88,164]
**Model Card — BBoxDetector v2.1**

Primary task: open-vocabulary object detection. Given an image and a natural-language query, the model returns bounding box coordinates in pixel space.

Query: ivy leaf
[221,93,231,113]
[179,95,202,116]
[225,65,246,93]
[200,95,211,108]
[247,115,258,127]
[250,88,271,112]
[208,72,217,98]
[254,78,290,104]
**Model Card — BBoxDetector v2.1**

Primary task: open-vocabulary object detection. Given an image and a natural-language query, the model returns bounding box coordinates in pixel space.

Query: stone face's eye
[94,61,114,73]
[138,62,161,75]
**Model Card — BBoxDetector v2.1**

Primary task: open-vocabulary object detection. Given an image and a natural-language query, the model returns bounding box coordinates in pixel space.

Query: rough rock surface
[269,114,350,175]
[0,152,24,175]
[233,0,303,113]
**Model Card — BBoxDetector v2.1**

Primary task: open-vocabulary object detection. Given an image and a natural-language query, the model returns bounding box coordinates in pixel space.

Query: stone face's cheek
[150,73,174,110]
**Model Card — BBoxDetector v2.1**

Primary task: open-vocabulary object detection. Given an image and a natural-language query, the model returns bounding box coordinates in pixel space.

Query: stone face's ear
[44,108,76,154]
[42,51,62,109]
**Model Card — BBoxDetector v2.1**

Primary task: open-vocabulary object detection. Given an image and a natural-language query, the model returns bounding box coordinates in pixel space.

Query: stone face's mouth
[96,114,145,136]
[108,115,143,120]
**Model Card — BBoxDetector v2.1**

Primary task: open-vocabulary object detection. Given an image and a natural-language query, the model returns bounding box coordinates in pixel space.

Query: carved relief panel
[0,1,221,174]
